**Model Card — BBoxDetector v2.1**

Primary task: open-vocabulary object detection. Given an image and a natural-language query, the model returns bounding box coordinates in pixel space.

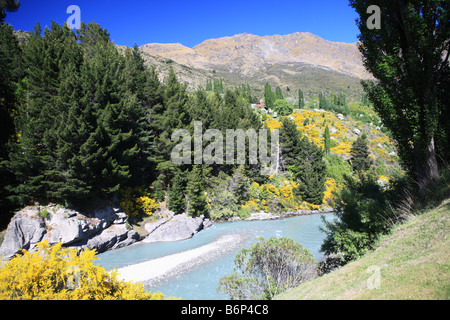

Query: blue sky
[5,0,360,48]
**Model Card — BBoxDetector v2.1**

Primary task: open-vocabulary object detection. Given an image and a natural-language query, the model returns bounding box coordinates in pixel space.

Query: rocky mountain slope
[139,32,372,98]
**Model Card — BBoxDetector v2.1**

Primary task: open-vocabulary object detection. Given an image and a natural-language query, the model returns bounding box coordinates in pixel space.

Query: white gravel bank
[116,234,244,284]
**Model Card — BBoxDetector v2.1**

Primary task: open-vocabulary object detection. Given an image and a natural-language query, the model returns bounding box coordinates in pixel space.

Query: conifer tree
[186,166,208,217]
[0,22,20,160]
[350,134,372,173]
[280,117,301,168]
[0,2,21,222]
[0,0,19,23]
[123,44,160,185]
[280,118,326,205]
[7,22,62,204]
[168,171,185,214]
[155,67,191,183]
[6,21,145,207]
[295,138,326,205]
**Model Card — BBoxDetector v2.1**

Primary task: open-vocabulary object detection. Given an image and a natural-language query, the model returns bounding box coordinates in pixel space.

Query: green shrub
[37,207,49,220]
[320,172,401,270]
[273,99,294,116]
[218,237,317,300]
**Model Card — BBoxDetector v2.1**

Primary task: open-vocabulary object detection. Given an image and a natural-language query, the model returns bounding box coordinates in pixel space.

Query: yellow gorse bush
[136,196,159,216]
[120,187,159,217]
[266,118,282,131]
[242,177,303,212]
[323,178,338,207]
[0,240,178,300]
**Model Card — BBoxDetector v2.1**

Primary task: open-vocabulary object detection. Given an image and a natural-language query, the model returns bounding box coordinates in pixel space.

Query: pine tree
[228,165,249,205]
[280,117,301,168]
[7,21,145,207]
[295,138,326,205]
[0,0,20,23]
[186,166,208,217]
[0,22,20,160]
[0,4,21,223]
[350,135,372,173]
[6,22,61,204]
[123,44,160,185]
[280,118,326,205]
[155,67,191,183]
[168,171,185,214]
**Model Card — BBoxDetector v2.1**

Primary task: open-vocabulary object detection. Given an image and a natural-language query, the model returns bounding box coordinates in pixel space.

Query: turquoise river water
[96,213,335,300]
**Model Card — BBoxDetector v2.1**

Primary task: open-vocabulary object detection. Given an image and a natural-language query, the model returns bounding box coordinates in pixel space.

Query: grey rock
[202,218,213,229]
[0,209,46,260]
[0,205,136,261]
[353,128,361,135]
[74,224,140,253]
[144,213,207,243]
[113,211,128,225]
[144,218,168,234]
[45,214,84,245]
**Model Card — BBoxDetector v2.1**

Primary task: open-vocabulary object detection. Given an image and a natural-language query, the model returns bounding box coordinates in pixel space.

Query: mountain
[139,32,372,99]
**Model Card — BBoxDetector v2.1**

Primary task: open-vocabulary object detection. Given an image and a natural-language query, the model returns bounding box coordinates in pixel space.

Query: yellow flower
[0,240,178,300]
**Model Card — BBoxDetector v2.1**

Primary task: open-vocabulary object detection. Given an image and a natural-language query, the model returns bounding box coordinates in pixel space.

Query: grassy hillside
[276,197,450,300]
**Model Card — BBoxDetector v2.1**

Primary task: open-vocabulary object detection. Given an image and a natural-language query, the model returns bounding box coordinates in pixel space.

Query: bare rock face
[142,32,372,80]
[0,205,139,261]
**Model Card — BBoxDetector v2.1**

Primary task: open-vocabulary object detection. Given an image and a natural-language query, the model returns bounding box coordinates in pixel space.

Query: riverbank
[242,208,335,221]
[116,234,247,285]
[276,198,450,300]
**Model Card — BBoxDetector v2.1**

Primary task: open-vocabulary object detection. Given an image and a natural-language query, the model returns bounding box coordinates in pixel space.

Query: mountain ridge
[140,31,371,80]
[137,32,371,100]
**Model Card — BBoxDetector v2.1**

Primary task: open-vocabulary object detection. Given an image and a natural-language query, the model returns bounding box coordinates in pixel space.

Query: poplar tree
[298,89,305,108]
[323,125,331,155]
[275,86,283,100]
[350,0,450,190]
[264,83,275,108]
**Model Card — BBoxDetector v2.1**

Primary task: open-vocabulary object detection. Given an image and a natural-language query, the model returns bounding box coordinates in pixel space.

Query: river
[96,213,335,300]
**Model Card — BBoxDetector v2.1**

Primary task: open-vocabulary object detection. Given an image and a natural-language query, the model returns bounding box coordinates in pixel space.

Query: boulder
[143,214,209,243]
[353,128,361,135]
[0,208,46,260]
[144,218,168,234]
[0,205,136,261]
[73,224,140,253]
